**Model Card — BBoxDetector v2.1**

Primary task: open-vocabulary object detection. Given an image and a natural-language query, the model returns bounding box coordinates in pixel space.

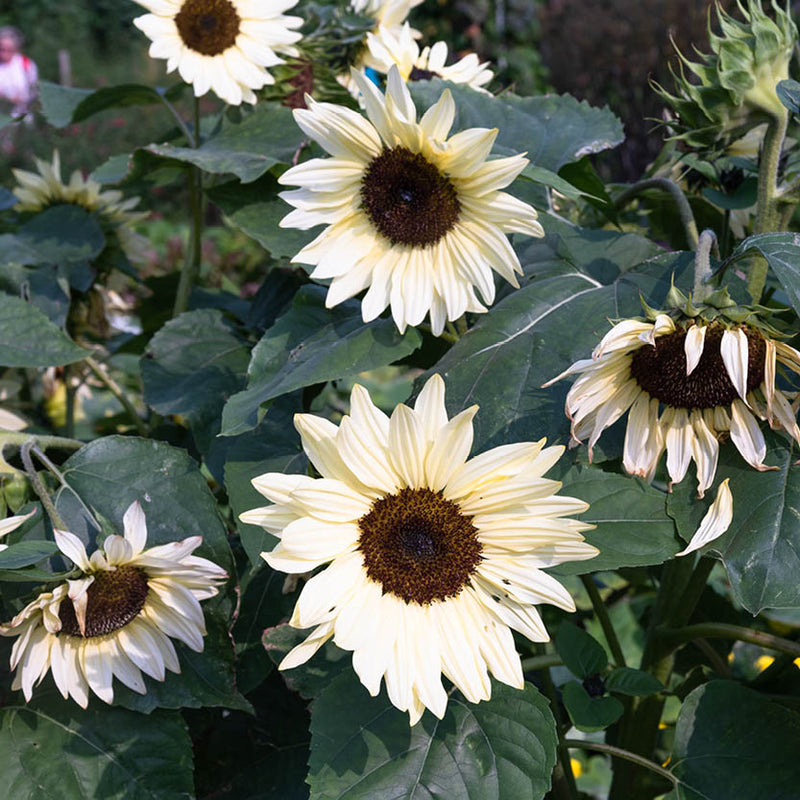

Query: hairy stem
[581,575,626,668]
[564,739,677,788]
[692,230,719,302]
[614,178,699,250]
[656,623,800,658]
[0,432,83,452]
[19,440,65,530]
[173,96,203,317]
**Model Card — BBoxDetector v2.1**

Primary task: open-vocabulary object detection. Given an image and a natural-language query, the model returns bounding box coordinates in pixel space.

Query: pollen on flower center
[629,325,766,409]
[409,66,440,81]
[175,0,240,56]
[357,487,481,604]
[360,147,461,247]
[58,566,149,638]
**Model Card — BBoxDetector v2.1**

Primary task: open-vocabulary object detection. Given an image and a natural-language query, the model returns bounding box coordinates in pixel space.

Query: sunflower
[278,67,543,335]
[545,314,800,496]
[12,151,148,267]
[365,23,493,92]
[0,501,227,707]
[241,375,597,723]
[132,0,303,105]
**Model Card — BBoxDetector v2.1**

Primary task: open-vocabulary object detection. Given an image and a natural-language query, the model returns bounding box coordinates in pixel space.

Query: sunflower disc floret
[241,374,597,724]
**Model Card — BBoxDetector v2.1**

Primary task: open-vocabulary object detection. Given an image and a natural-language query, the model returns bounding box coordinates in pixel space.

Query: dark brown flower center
[360,146,461,247]
[357,487,481,604]
[629,325,766,409]
[175,0,240,56]
[58,566,149,638]
[409,66,440,81]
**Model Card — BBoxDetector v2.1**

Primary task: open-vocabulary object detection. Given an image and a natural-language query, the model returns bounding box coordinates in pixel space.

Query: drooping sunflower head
[133,0,303,105]
[279,66,543,335]
[653,0,797,153]
[12,151,148,272]
[241,374,597,723]
[546,309,800,496]
[0,501,227,707]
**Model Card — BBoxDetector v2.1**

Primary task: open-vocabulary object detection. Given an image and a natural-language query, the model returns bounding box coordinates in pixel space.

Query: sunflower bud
[654,0,797,153]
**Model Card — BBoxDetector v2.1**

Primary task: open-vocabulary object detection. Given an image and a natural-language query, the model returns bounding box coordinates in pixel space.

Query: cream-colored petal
[720,328,750,403]
[684,324,707,376]
[676,479,733,556]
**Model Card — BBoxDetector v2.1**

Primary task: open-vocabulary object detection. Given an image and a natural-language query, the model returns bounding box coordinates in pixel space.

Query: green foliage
[555,622,608,678]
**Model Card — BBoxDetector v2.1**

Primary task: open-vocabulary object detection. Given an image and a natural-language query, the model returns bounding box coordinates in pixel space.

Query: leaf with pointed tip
[555,622,608,678]
[561,681,623,732]
[732,232,800,310]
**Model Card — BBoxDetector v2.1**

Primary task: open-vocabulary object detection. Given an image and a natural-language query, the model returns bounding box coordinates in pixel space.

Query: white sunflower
[241,374,597,724]
[365,23,493,92]
[279,66,543,335]
[0,501,227,707]
[132,0,303,105]
[12,151,148,266]
[545,315,800,496]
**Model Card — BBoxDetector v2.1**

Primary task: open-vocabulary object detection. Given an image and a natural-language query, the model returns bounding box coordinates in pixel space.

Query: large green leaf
[0,541,59,570]
[221,285,422,436]
[0,694,194,800]
[141,309,251,450]
[426,231,690,454]
[554,622,608,679]
[1,206,105,268]
[0,294,89,367]
[308,671,558,800]
[668,432,800,613]
[57,436,233,577]
[223,396,307,566]
[409,81,624,172]
[667,681,800,800]
[733,232,800,310]
[37,81,93,127]
[207,174,315,258]
[554,465,679,575]
[147,102,306,183]
[561,681,623,733]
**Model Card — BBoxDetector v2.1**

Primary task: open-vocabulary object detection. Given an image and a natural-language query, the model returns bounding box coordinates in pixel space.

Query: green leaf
[37,81,93,127]
[554,465,679,575]
[308,670,558,800]
[554,622,608,678]
[427,226,688,454]
[207,174,315,258]
[223,396,307,566]
[522,164,597,201]
[669,681,800,800]
[0,694,194,799]
[732,232,800,310]
[57,436,233,578]
[141,309,251,450]
[113,612,252,713]
[221,285,422,436]
[668,432,800,613]
[561,681,623,733]
[605,667,664,697]
[147,102,306,183]
[777,78,800,115]
[0,541,59,569]
[558,157,619,222]
[409,81,624,172]
[1,206,106,268]
[0,294,89,367]
[70,84,171,122]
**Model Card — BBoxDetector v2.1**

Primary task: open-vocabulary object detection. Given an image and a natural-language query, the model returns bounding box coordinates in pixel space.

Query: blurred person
[0,26,38,119]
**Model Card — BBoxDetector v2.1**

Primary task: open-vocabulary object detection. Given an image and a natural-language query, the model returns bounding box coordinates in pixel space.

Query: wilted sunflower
[545,314,800,496]
[0,501,227,707]
[365,23,493,91]
[133,0,303,105]
[12,151,148,268]
[279,67,543,335]
[241,375,597,724]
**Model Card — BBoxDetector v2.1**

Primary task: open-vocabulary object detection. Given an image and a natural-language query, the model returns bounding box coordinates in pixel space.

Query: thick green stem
[0,433,83,452]
[84,356,147,437]
[564,739,677,789]
[520,653,562,672]
[581,575,626,668]
[692,230,719,302]
[173,96,203,318]
[614,178,699,250]
[656,623,800,658]
[749,108,789,302]
[19,440,65,530]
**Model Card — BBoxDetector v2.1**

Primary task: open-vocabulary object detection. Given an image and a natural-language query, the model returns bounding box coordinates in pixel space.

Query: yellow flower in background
[242,375,597,724]
[279,66,543,335]
[365,23,493,92]
[1,501,227,707]
[133,0,303,105]
[12,151,148,266]
[545,315,800,496]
